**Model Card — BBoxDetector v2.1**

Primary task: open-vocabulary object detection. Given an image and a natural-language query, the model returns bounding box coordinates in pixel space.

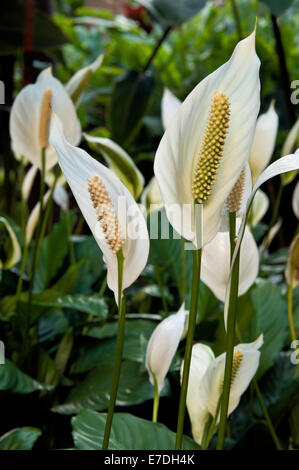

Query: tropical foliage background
[0,0,298,450]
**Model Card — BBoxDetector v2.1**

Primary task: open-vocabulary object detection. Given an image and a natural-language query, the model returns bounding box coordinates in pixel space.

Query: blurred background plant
[0,0,298,451]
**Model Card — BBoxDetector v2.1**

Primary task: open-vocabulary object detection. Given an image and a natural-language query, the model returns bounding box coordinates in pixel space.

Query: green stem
[216,212,240,450]
[253,378,282,450]
[102,250,126,450]
[27,148,46,327]
[202,397,221,450]
[175,205,203,450]
[152,375,159,423]
[180,237,186,302]
[99,275,107,297]
[142,26,172,73]
[230,0,242,40]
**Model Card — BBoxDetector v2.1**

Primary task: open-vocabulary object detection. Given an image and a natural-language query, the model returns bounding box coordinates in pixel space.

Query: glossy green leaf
[53,360,168,414]
[33,293,108,318]
[0,427,41,450]
[0,359,53,393]
[72,410,200,450]
[73,320,157,373]
[108,70,154,146]
[250,282,288,377]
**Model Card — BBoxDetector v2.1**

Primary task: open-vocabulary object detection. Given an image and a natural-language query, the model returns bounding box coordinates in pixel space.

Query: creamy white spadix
[49,114,149,301]
[154,32,260,248]
[10,68,81,171]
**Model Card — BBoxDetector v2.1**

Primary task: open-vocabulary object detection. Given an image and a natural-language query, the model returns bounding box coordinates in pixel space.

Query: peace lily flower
[161,88,181,130]
[49,113,149,301]
[154,32,260,248]
[249,100,279,185]
[146,304,188,393]
[292,181,299,219]
[183,336,263,445]
[0,217,21,269]
[141,177,163,214]
[65,53,104,106]
[10,67,81,171]
[201,220,259,302]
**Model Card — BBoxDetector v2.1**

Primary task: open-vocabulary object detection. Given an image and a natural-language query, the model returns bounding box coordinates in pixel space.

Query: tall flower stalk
[155,32,261,448]
[49,113,149,449]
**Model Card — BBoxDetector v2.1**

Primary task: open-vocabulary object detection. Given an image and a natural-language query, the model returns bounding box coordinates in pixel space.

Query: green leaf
[0,427,41,450]
[137,0,208,26]
[72,410,199,450]
[73,320,157,373]
[53,360,167,414]
[33,293,108,318]
[250,281,288,377]
[84,133,144,199]
[258,352,298,412]
[35,214,75,291]
[74,235,105,279]
[260,0,294,16]
[0,359,53,393]
[108,70,154,147]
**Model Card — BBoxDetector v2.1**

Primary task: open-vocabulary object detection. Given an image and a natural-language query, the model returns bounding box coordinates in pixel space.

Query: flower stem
[102,249,126,450]
[201,397,221,449]
[216,211,240,450]
[142,26,172,73]
[27,148,46,326]
[252,378,282,450]
[152,375,159,423]
[175,205,203,450]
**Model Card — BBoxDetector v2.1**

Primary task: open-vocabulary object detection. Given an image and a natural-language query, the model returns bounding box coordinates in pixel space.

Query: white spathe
[10,67,81,171]
[161,88,181,130]
[248,189,269,227]
[201,220,259,302]
[249,100,279,185]
[141,177,163,214]
[182,343,215,445]
[49,113,149,301]
[65,53,104,106]
[146,304,188,393]
[154,32,260,248]
[184,336,263,445]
